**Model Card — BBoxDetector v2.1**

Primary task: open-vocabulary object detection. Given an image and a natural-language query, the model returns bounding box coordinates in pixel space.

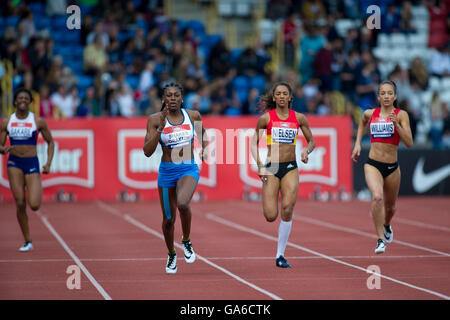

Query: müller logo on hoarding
[118,129,217,189]
[239,128,338,188]
[0,130,94,188]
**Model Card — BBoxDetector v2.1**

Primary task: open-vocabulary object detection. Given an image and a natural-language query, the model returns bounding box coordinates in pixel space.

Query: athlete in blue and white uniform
[0,88,54,252]
[143,82,208,274]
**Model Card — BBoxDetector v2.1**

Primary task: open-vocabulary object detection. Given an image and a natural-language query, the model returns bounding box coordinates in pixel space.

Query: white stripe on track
[36,211,112,300]
[96,201,282,300]
[395,217,450,233]
[294,215,450,257]
[207,213,450,300]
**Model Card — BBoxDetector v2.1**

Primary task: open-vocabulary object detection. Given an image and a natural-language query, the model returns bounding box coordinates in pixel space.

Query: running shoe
[275,255,291,268]
[383,224,393,243]
[181,239,196,264]
[19,241,33,252]
[166,253,177,274]
[374,239,386,254]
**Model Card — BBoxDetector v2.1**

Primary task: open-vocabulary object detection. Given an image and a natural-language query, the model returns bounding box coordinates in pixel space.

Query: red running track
[0,197,449,300]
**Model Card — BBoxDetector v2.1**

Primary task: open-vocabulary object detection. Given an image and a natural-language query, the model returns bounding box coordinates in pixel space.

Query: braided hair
[258,82,293,113]
[160,82,184,111]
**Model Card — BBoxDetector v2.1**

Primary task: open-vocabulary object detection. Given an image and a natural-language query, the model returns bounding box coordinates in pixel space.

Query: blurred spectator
[356,61,379,110]
[340,48,361,104]
[299,25,326,84]
[46,0,67,16]
[208,39,232,79]
[283,12,301,68]
[51,84,76,118]
[45,56,64,90]
[78,86,101,117]
[343,0,360,19]
[120,1,138,28]
[28,37,51,86]
[59,67,79,90]
[185,86,212,114]
[243,88,261,115]
[138,86,160,116]
[301,0,327,23]
[316,91,332,115]
[381,4,400,33]
[87,22,110,50]
[83,34,109,76]
[81,14,95,46]
[17,10,35,48]
[291,84,308,113]
[39,85,54,118]
[314,41,334,92]
[138,61,155,93]
[409,57,429,90]
[115,85,136,117]
[399,1,417,33]
[429,91,448,149]
[428,44,450,78]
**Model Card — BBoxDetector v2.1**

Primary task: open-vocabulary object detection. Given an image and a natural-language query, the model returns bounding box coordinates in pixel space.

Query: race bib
[370,118,394,139]
[163,124,193,148]
[9,122,34,140]
[271,122,298,144]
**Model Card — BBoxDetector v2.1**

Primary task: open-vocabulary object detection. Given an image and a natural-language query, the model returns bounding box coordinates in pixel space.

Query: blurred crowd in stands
[0,0,450,149]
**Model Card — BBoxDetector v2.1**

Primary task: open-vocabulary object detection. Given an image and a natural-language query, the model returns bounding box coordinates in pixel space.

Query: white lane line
[36,211,112,300]
[294,215,450,257]
[231,201,450,256]
[207,213,450,300]
[0,254,445,263]
[395,217,450,233]
[96,201,282,300]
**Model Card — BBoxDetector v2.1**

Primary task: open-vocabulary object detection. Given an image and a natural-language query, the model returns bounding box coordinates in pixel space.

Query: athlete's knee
[28,200,41,211]
[281,202,294,216]
[264,210,278,222]
[15,200,26,212]
[371,194,383,205]
[177,200,190,212]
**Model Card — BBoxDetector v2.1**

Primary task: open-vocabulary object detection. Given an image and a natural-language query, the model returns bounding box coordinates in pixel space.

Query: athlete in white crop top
[143,82,209,274]
[0,88,55,252]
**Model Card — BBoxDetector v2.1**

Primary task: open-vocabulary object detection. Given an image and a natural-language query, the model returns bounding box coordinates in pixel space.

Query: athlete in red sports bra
[251,82,315,268]
[352,80,413,254]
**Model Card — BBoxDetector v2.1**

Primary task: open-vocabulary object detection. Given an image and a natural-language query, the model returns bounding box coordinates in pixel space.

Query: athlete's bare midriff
[161,145,195,163]
[9,145,37,158]
[368,142,398,163]
[266,144,297,163]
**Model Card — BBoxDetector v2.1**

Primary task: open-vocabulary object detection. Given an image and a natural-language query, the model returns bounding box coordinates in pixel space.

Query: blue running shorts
[7,154,40,175]
[157,159,199,188]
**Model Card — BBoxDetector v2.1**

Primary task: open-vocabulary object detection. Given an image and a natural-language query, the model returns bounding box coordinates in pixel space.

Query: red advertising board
[0,116,352,201]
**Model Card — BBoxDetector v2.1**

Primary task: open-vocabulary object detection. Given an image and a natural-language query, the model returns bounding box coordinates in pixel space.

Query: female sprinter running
[251,82,315,268]
[352,80,413,254]
[0,87,54,252]
[143,82,208,274]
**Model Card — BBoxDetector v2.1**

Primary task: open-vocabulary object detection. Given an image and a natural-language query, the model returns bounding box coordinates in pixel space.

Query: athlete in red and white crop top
[369,107,401,146]
[266,108,300,145]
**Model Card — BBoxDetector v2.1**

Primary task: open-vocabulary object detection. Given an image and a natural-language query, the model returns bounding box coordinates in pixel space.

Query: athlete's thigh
[24,173,42,209]
[364,164,384,198]
[158,186,177,221]
[7,167,26,204]
[383,168,401,208]
[176,175,198,206]
[262,175,280,220]
[279,169,299,219]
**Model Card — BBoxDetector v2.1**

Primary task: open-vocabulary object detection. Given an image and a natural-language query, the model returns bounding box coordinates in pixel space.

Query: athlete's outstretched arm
[37,117,54,174]
[390,109,413,148]
[351,109,373,162]
[297,113,315,164]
